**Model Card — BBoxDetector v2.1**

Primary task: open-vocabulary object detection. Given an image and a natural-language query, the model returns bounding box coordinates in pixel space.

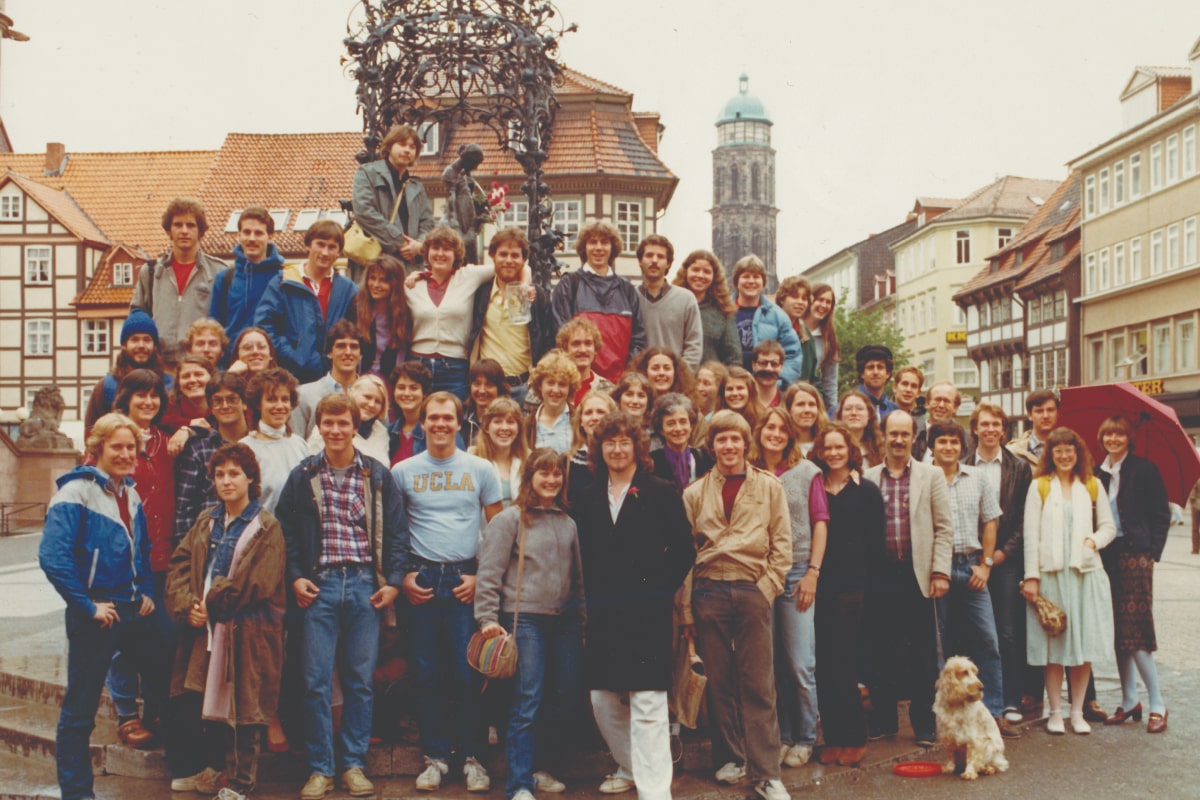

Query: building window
[418,121,439,156]
[922,356,936,382]
[614,200,643,254]
[955,230,971,264]
[990,356,1013,390]
[83,320,110,355]
[1098,248,1110,290]
[1114,243,1126,286]
[1039,294,1053,323]
[997,228,1013,249]
[1150,142,1163,190]
[1114,160,1125,204]
[953,355,978,387]
[0,195,20,220]
[293,209,320,232]
[1130,153,1142,198]
[1153,323,1172,374]
[1150,230,1163,275]
[551,199,583,250]
[498,201,529,228]
[1055,347,1068,387]
[25,246,52,284]
[1184,126,1196,177]
[1090,339,1105,381]
[978,301,989,327]
[990,296,1010,323]
[918,297,927,332]
[112,262,134,286]
[1130,237,1142,280]
[1130,330,1148,377]
[1179,318,1196,372]
[1185,217,1197,266]
[1167,223,1180,271]
[1110,334,1126,377]
[1084,175,1096,217]
[25,319,52,356]
[928,290,937,329]
[1098,168,1110,212]
[1085,252,1096,293]
[1054,290,1066,319]
[1166,134,1179,184]
[1029,295,1042,325]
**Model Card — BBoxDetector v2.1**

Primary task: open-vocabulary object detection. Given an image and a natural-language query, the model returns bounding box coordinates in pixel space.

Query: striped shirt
[945,464,1002,554]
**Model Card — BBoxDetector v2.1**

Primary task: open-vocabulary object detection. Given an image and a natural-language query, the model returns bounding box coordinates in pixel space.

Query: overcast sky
[2,1,1197,275]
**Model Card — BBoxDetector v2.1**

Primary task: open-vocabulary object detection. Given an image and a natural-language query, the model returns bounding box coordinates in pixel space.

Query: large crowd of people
[38,123,1173,800]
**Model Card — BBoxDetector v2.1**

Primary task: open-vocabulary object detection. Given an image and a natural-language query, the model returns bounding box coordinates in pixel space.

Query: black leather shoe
[1083,700,1108,723]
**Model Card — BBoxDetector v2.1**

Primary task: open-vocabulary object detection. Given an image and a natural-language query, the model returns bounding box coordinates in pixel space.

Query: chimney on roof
[632,112,662,155]
[44,142,67,177]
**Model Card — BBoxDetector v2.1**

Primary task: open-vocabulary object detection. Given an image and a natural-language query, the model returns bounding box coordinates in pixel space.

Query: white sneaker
[755,779,791,800]
[715,762,746,784]
[783,744,812,768]
[598,774,634,794]
[171,766,222,793]
[512,790,536,800]
[415,757,448,791]
[214,789,246,800]
[534,770,566,792]
[464,757,491,792]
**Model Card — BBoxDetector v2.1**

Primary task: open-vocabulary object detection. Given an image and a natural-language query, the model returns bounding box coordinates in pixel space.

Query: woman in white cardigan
[1021,427,1116,736]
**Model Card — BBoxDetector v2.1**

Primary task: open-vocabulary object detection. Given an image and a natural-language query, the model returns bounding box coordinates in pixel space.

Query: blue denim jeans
[415,355,470,401]
[410,561,485,760]
[106,570,175,720]
[773,563,818,747]
[503,612,583,798]
[988,558,1036,708]
[937,553,1004,717]
[301,565,381,776]
[58,601,171,800]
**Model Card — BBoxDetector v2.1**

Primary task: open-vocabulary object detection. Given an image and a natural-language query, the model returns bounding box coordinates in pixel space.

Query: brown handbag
[466,514,526,679]
[1022,581,1067,636]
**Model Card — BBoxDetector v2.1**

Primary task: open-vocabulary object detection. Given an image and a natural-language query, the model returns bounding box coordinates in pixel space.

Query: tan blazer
[864,457,953,598]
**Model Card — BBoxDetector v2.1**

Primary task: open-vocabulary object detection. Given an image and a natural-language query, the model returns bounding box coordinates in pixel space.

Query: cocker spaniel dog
[932,656,1009,780]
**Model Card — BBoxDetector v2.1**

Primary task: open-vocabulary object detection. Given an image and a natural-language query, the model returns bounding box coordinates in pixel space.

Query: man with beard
[751,340,787,407]
[636,234,702,372]
[84,308,173,433]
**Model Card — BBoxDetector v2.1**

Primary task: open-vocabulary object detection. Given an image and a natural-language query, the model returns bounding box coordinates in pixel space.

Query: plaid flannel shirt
[317,451,372,566]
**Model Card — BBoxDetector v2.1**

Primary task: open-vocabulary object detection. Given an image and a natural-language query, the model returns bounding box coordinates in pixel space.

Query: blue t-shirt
[391,449,502,563]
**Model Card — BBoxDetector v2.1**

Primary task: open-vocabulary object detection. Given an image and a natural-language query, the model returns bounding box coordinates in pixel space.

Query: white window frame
[83,319,111,355]
[25,319,52,356]
[1166,134,1179,184]
[551,198,583,250]
[1178,318,1196,372]
[1098,248,1110,290]
[1150,229,1163,275]
[1055,347,1068,388]
[1110,334,1126,378]
[1085,252,1097,293]
[1090,339,1105,382]
[1130,237,1143,280]
[1084,175,1096,217]
[1098,168,1110,212]
[24,245,51,284]
[1185,217,1197,266]
[1152,323,1172,374]
[952,354,978,387]
[1114,160,1125,205]
[223,210,241,234]
[499,200,529,228]
[112,262,134,286]
[614,200,643,254]
[1114,242,1126,286]
[1029,295,1042,325]
[997,227,1013,249]
[0,195,20,221]
[1130,153,1142,198]
[1130,330,1149,378]
[418,121,439,156]
[293,209,321,232]
[1054,290,1066,319]
[1184,126,1196,177]
[955,230,971,264]
[1167,223,1180,271]
[1150,142,1163,190]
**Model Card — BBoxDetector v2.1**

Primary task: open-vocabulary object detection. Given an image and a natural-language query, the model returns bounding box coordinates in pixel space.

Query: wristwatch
[982,556,994,568]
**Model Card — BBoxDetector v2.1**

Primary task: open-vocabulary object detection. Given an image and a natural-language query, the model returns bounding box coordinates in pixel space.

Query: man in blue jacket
[731,255,802,386]
[254,220,359,384]
[209,206,286,365]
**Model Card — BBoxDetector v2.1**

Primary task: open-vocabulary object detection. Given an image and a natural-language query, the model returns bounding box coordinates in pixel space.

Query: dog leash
[932,597,945,671]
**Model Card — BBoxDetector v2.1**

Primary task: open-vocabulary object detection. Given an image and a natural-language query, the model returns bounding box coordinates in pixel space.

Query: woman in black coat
[573,411,694,796]
[1095,415,1171,733]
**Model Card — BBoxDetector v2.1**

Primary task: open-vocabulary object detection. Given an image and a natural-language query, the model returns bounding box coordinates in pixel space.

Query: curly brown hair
[673,249,735,316]
[589,411,653,476]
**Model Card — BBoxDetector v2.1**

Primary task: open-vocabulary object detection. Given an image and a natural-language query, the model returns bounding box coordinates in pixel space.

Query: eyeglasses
[755,360,782,369]
[210,395,243,408]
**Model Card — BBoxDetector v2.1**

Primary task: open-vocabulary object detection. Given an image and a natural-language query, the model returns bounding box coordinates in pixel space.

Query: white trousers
[590,689,672,800]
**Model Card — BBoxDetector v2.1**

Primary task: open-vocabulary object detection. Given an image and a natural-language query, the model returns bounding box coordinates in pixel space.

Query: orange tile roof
[75,245,147,308]
[2,170,107,244]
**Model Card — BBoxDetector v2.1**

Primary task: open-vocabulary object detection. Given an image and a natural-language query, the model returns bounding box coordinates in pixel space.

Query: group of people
[38,122,1171,800]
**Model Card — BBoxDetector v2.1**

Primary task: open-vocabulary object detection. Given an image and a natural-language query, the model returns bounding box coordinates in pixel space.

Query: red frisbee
[893,761,942,777]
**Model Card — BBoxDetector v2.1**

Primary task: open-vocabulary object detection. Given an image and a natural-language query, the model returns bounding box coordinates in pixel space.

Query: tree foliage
[832,297,911,400]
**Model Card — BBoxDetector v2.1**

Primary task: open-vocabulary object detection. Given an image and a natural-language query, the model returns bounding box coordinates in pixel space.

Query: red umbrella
[1059,382,1200,506]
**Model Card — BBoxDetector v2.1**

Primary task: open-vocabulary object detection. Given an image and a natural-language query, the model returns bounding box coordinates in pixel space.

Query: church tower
[711,74,778,292]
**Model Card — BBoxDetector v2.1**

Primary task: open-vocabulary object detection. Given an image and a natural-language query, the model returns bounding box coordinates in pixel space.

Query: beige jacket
[679,465,792,623]
[863,458,954,598]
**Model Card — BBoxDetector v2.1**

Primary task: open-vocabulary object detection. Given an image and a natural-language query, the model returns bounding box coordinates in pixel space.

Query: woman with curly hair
[633,346,696,403]
[673,249,740,366]
[528,350,581,455]
[348,253,412,379]
[716,365,763,429]
[835,391,882,468]
[803,283,840,413]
